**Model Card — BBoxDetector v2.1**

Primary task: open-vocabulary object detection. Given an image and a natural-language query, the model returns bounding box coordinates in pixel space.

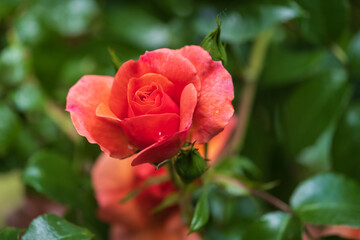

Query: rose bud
[66,46,234,166]
[175,146,208,184]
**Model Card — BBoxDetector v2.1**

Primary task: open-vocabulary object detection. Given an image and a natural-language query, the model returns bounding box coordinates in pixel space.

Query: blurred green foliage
[1,0,360,239]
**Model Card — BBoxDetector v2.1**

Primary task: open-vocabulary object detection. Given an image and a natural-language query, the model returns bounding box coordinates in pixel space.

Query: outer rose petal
[178,46,234,143]
[179,83,198,131]
[197,116,237,162]
[66,75,136,158]
[120,113,180,149]
[131,128,189,166]
[92,154,171,229]
[92,156,145,228]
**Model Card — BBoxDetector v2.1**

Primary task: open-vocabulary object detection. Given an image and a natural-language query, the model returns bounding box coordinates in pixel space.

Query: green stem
[167,157,183,188]
[330,43,348,65]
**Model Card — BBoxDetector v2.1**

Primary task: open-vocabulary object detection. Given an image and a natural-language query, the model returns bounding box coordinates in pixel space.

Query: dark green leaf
[296,0,349,44]
[22,214,94,240]
[348,31,360,78]
[0,45,28,85]
[0,103,21,156]
[107,47,123,70]
[243,212,302,240]
[290,173,360,226]
[332,103,360,182]
[0,227,23,240]
[201,17,227,65]
[195,1,303,44]
[277,67,350,155]
[151,192,180,214]
[105,7,170,49]
[36,0,98,37]
[189,187,210,233]
[261,46,326,87]
[23,151,79,205]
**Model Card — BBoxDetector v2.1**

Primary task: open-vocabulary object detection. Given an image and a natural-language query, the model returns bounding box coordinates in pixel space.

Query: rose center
[134,83,160,105]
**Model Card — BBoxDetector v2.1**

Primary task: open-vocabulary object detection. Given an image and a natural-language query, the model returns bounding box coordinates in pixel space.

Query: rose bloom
[67,46,234,166]
[92,119,236,240]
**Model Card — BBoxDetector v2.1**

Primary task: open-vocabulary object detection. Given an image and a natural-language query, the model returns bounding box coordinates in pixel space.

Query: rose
[91,154,175,229]
[91,154,200,240]
[66,45,234,165]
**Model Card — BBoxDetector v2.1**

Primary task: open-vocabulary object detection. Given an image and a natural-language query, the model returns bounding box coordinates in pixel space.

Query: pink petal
[120,113,180,149]
[131,127,189,166]
[110,60,148,119]
[139,48,201,103]
[66,75,136,158]
[179,83,197,131]
[178,46,234,143]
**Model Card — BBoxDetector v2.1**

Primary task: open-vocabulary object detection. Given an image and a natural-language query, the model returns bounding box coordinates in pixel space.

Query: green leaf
[290,173,360,226]
[243,212,302,240]
[261,46,327,87]
[0,44,29,85]
[195,1,303,44]
[0,103,21,156]
[151,192,180,214]
[107,47,123,70]
[348,31,360,78]
[332,103,360,182]
[189,187,210,233]
[36,0,98,37]
[201,17,227,65]
[10,82,44,112]
[0,227,24,240]
[296,0,349,44]
[277,67,350,155]
[22,214,94,240]
[23,151,79,205]
[105,7,170,49]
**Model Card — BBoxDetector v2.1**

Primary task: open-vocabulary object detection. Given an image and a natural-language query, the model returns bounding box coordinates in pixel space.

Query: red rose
[92,154,201,240]
[66,45,234,165]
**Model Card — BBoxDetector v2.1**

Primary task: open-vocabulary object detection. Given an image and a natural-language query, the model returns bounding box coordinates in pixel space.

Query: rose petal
[197,116,237,162]
[92,155,135,200]
[66,75,136,158]
[179,83,197,131]
[131,92,179,116]
[139,49,201,103]
[121,113,180,149]
[178,45,234,143]
[128,74,179,116]
[110,60,148,119]
[131,127,189,166]
[128,73,175,99]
